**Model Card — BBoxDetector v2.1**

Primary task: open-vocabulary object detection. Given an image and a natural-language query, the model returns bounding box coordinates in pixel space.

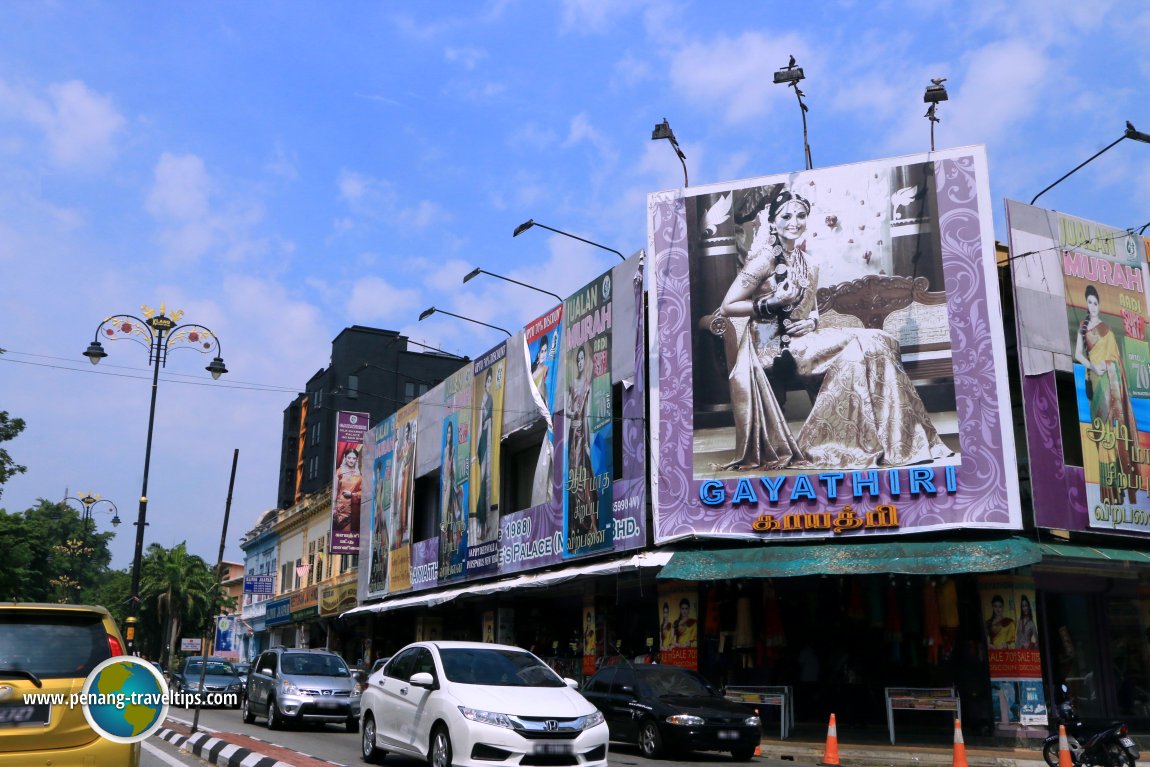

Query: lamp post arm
[1030,134,1127,206]
[429,309,513,337]
[168,323,222,358]
[91,314,155,354]
[530,223,626,261]
[470,269,562,302]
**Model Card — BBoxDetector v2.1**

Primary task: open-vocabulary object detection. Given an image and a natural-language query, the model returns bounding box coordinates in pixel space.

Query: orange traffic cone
[952,719,967,767]
[754,744,762,757]
[1058,724,1073,767]
[820,713,840,766]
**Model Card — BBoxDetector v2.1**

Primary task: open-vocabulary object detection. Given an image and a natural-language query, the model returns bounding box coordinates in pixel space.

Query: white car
[360,641,608,767]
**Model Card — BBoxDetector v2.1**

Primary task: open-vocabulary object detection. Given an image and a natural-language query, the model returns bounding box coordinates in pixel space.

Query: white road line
[143,739,193,767]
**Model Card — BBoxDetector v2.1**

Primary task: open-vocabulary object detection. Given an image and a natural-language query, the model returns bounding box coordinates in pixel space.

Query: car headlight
[581,710,605,729]
[458,706,515,729]
[351,684,362,697]
[744,716,761,727]
[281,681,298,695]
[666,714,705,726]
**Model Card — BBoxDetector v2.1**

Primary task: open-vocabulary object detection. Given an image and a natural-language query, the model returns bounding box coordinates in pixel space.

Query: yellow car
[0,602,140,766]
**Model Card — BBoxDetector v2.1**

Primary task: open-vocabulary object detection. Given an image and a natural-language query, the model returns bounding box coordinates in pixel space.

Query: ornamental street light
[419,307,512,337]
[651,119,689,187]
[513,219,625,261]
[82,303,227,654]
[1031,121,1150,205]
[62,492,121,534]
[463,267,562,302]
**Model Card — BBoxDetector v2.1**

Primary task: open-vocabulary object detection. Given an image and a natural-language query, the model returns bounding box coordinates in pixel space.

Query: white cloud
[347,275,422,324]
[0,79,125,169]
[266,141,299,181]
[563,113,616,164]
[668,31,815,125]
[400,200,448,230]
[946,39,1049,146]
[336,169,397,222]
[445,46,488,70]
[147,153,211,221]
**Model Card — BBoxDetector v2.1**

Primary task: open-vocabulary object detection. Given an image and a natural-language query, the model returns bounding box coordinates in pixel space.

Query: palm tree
[139,542,217,668]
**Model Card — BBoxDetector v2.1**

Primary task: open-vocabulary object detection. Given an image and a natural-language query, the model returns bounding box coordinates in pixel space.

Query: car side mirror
[564,677,579,690]
[409,672,435,688]
[259,667,273,675]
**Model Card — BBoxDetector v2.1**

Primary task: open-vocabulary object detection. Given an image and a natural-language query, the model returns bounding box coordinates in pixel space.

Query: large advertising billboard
[389,402,418,592]
[439,366,472,584]
[468,343,506,576]
[1008,201,1150,535]
[648,148,1019,542]
[330,410,370,553]
[364,413,395,598]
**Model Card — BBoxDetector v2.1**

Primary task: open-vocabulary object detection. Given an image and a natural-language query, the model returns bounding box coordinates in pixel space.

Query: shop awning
[341,551,673,618]
[657,538,1042,580]
[1037,542,1150,564]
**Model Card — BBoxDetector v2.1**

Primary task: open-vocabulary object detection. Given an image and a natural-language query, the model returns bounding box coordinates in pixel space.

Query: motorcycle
[1042,686,1140,767]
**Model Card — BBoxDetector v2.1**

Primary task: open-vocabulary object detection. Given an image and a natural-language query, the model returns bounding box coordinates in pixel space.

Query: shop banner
[526,306,563,507]
[563,273,615,557]
[389,402,418,592]
[264,596,292,627]
[331,411,370,553]
[364,414,395,597]
[977,574,1047,726]
[410,537,438,592]
[439,366,472,584]
[320,576,358,616]
[469,344,507,576]
[648,148,1019,542]
[212,616,237,659]
[658,583,698,670]
[1009,200,1150,536]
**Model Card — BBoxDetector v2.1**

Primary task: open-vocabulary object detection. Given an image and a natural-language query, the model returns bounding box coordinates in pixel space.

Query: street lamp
[82,303,226,653]
[513,219,625,261]
[773,56,812,170]
[923,78,948,152]
[651,119,688,187]
[63,492,122,533]
[418,307,512,337]
[1031,121,1150,205]
[463,267,562,302]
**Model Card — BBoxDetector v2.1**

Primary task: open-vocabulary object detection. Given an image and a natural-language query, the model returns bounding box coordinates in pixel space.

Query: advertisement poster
[388,402,418,593]
[468,343,507,576]
[649,148,1019,542]
[331,411,370,554]
[212,615,237,659]
[563,272,615,557]
[439,366,472,584]
[1008,200,1150,535]
[657,584,698,670]
[364,414,395,597]
[583,597,598,676]
[526,306,563,507]
[977,574,1047,726]
[482,611,496,643]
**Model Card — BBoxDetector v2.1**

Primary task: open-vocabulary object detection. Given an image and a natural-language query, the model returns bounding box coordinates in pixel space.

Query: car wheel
[430,724,453,767]
[346,715,359,733]
[731,746,757,761]
[267,698,283,730]
[639,719,664,759]
[361,713,387,764]
[241,694,255,724]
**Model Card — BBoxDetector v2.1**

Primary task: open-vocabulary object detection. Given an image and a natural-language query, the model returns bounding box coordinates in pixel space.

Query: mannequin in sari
[719,190,951,469]
[1074,284,1139,504]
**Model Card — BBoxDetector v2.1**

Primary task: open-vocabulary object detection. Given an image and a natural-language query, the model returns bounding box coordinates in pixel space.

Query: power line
[0,357,300,393]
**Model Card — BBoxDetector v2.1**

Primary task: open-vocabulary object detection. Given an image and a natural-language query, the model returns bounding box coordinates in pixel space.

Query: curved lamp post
[463,267,562,302]
[63,492,122,533]
[651,119,689,187]
[1031,121,1150,205]
[83,304,226,653]
[419,307,512,337]
[513,219,625,261]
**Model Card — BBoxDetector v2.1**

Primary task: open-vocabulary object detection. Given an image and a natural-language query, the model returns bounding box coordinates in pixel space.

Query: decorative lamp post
[82,304,227,653]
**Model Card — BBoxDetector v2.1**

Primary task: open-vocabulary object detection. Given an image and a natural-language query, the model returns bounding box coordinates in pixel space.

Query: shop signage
[264,596,292,626]
[1009,201,1150,536]
[179,637,202,652]
[648,147,1020,543]
[243,574,274,594]
[330,411,370,554]
[290,585,319,621]
[320,576,358,616]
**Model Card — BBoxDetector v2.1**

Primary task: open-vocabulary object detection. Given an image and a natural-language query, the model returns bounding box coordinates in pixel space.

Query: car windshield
[185,662,236,676]
[280,654,349,677]
[638,668,717,698]
[439,648,565,687]
[0,613,109,679]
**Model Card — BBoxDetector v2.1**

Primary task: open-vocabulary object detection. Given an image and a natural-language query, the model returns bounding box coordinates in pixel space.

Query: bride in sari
[719,189,951,469]
[1074,284,1139,504]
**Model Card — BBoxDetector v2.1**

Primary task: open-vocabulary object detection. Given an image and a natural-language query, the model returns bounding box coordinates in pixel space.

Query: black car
[581,664,761,760]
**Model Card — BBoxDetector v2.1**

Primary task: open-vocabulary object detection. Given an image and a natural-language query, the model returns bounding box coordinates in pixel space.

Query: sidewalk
[158,719,346,767]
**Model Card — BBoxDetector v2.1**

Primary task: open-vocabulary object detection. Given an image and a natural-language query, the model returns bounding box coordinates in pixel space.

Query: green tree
[0,411,26,498]
[0,500,117,603]
[139,542,217,668]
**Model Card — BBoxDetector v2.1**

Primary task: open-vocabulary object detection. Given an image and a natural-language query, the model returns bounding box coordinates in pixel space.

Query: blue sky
[2,0,1149,569]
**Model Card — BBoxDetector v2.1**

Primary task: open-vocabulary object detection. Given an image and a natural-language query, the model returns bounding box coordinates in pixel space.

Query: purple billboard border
[650,152,1016,542]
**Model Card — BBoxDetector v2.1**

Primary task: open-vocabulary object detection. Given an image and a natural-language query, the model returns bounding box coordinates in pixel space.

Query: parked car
[169,656,244,707]
[233,661,251,688]
[0,602,140,766]
[580,663,761,760]
[359,641,608,767]
[242,647,360,732]
[369,656,392,676]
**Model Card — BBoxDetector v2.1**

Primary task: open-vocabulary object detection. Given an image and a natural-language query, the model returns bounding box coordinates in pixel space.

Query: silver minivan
[241,647,361,732]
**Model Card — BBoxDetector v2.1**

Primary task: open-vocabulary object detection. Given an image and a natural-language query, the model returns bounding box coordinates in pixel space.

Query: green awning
[657,538,1042,580]
[1038,543,1150,564]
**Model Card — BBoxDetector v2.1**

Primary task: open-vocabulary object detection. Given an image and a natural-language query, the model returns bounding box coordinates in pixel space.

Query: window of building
[280,563,289,594]
[612,381,624,481]
[307,542,316,587]
[311,390,321,408]
[502,426,546,513]
[347,375,359,399]
[295,558,303,590]
[412,472,439,542]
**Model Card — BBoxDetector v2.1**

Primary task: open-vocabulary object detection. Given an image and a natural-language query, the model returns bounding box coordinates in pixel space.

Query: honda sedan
[360,641,608,767]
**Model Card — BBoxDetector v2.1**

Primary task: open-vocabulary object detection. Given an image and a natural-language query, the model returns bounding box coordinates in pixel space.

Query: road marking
[144,739,192,767]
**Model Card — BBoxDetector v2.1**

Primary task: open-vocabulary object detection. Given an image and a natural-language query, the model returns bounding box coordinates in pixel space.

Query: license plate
[718,730,739,740]
[1121,738,1135,748]
[534,743,573,755]
[316,699,339,709]
[0,703,50,727]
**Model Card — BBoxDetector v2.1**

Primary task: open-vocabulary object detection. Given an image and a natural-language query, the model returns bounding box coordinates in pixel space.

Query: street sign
[180,638,202,652]
[243,575,275,594]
